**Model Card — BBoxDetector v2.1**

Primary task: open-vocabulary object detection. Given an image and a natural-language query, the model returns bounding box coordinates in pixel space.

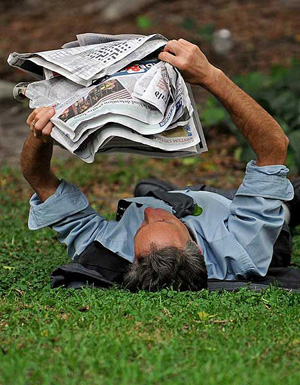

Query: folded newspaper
[8,33,207,163]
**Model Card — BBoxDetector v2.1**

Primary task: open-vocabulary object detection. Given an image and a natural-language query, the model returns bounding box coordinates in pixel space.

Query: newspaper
[8,33,207,163]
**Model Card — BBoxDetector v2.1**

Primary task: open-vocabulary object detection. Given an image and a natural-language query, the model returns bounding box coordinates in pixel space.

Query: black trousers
[185,184,293,268]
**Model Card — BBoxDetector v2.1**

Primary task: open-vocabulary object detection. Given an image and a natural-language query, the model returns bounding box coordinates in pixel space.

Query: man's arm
[158,39,289,166]
[22,106,109,259]
[21,107,60,201]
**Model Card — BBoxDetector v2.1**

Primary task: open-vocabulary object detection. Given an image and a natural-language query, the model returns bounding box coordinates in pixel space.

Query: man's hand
[158,39,219,87]
[21,107,60,202]
[159,38,288,166]
[26,106,55,143]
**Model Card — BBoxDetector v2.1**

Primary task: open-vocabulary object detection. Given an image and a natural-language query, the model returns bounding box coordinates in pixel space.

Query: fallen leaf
[210,319,234,325]
[3,266,15,271]
[198,311,215,320]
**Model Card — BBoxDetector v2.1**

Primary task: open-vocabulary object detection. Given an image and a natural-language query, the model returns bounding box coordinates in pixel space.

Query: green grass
[1,156,300,385]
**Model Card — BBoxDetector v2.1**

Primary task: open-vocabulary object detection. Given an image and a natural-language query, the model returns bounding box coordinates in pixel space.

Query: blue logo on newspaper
[175,100,182,111]
[185,125,192,137]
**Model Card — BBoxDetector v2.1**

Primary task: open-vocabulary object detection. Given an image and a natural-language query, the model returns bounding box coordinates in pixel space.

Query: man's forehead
[134,220,188,256]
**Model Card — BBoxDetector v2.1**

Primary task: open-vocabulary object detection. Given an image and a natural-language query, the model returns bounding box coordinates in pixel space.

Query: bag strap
[146,190,197,218]
[116,190,202,221]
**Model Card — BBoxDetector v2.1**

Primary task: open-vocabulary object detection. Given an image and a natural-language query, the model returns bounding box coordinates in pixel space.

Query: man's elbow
[257,134,289,166]
[283,134,289,151]
[277,133,289,161]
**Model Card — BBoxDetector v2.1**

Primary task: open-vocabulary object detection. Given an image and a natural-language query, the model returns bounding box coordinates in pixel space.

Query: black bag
[51,241,130,289]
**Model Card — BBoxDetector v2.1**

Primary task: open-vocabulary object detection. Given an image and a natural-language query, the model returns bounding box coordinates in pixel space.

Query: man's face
[134,208,193,257]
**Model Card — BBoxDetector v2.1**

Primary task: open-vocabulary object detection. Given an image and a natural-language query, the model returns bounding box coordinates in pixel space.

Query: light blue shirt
[28,161,294,280]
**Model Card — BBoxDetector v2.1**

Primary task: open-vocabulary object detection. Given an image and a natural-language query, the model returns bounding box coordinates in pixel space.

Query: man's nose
[144,207,161,223]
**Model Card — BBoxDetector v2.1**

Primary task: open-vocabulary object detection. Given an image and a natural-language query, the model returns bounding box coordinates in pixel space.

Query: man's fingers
[27,107,43,126]
[33,108,55,132]
[159,39,194,70]
[42,121,54,137]
[27,106,49,125]
[33,128,42,138]
[26,106,55,142]
[163,40,186,55]
[158,51,182,67]
[40,122,54,143]
[178,38,191,46]
[26,106,54,128]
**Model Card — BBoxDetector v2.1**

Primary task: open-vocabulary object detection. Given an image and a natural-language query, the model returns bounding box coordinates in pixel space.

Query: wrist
[30,174,60,202]
[200,67,224,91]
[28,131,53,147]
[21,132,55,184]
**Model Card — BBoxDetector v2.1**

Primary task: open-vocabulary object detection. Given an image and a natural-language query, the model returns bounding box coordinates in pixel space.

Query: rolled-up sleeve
[228,161,294,276]
[235,161,294,200]
[28,180,108,259]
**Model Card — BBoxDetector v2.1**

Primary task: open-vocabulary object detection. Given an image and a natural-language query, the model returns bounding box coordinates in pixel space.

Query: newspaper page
[8,34,167,86]
[24,77,82,108]
[73,118,201,163]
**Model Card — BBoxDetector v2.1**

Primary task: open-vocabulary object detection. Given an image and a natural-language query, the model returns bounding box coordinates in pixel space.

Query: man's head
[124,208,207,291]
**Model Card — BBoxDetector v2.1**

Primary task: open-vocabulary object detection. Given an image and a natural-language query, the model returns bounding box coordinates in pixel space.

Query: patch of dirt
[2,0,299,82]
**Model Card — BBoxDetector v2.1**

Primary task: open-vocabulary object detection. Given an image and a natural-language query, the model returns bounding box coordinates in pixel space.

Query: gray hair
[123,241,207,292]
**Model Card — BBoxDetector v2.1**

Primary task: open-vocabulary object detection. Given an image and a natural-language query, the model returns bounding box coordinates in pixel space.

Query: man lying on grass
[21,39,300,291]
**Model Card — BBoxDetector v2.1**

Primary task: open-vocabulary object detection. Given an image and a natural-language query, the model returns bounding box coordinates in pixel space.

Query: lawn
[1,154,300,385]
